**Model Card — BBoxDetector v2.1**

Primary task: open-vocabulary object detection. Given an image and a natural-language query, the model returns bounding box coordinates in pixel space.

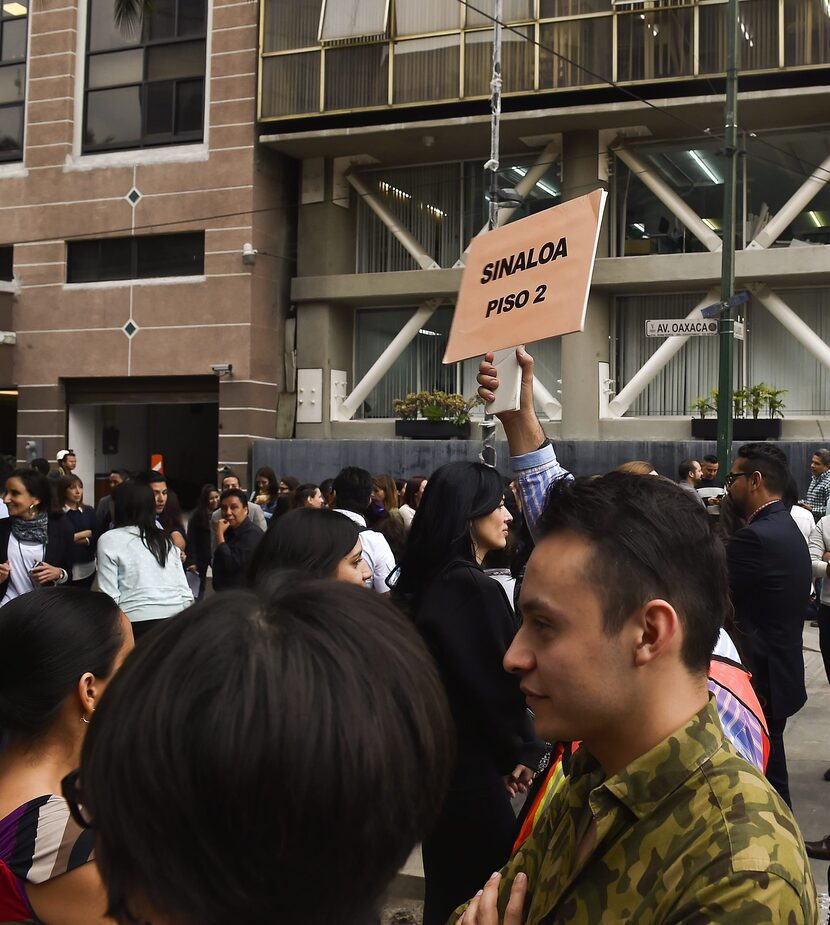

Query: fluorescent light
[689,150,721,184]
[632,222,645,233]
[510,166,559,197]
[378,180,411,200]
[419,328,441,336]
[808,210,823,228]
[702,218,721,230]
[3,2,28,14]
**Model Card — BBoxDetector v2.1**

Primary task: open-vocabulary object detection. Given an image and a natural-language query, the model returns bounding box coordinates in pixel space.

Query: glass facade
[260,0,819,120]
[0,0,27,161]
[66,232,205,283]
[83,0,207,153]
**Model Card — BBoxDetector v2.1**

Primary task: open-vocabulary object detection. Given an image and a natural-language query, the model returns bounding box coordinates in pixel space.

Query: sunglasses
[61,769,94,830]
[725,471,751,487]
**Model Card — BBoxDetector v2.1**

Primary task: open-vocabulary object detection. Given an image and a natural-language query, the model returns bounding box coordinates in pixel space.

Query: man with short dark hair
[210,471,267,534]
[461,349,817,924]
[677,458,704,505]
[95,468,129,536]
[805,447,830,521]
[331,467,395,593]
[212,488,262,591]
[725,442,812,807]
[699,453,724,488]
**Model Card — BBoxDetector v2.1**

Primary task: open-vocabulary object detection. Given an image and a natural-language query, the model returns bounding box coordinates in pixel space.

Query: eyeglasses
[725,471,750,487]
[61,769,94,830]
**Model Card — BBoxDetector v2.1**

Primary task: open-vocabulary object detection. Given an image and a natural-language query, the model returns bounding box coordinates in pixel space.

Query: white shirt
[334,509,396,594]
[713,627,741,662]
[0,536,43,606]
[96,526,194,622]
[789,504,814,543]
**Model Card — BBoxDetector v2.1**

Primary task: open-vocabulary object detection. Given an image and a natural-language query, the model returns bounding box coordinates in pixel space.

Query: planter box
[690,418,783,440]
[395,420,471,440]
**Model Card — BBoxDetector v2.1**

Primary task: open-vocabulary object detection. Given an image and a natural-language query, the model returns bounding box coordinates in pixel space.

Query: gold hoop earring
[80,715,91,724]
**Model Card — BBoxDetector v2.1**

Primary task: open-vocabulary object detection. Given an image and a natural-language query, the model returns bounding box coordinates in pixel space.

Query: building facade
[259,0,830,444]
[1,0,294,499]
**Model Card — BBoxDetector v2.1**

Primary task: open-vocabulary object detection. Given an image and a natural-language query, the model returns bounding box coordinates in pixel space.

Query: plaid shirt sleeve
[511,444,573,543]
[806,470,830,518]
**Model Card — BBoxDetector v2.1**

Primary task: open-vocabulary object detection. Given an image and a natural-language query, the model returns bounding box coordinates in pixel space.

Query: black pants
[819,603,830,686]
[130,618,168,643]
[765,715,791,808]
[421,770,518,925]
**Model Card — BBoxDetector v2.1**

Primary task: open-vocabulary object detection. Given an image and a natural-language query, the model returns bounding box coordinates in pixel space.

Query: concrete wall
[252,438,822,498]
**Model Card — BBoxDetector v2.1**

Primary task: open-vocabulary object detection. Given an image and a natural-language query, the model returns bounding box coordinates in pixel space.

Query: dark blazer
[726,500,812,719]
[0,515,75,600]
[414,559,542,778]
[211,517,262,592]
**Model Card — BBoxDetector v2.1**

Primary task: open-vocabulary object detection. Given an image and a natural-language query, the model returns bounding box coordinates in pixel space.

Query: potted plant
[690,383,785,439]
[393,390,477,439]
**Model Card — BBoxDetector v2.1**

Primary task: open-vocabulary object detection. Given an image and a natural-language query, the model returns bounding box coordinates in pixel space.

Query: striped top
[0,795,95,923]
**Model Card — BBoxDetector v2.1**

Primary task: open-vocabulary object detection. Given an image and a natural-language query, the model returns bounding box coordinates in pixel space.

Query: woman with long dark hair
[394,461,542,925]
[251,467,279,518]
[0,588,133,923]
[1,469,74,606]
[96,481,193,640]
[185,483,220,598]
[291,483,325,509]
[249,508,371,587]
[399,475,427,530]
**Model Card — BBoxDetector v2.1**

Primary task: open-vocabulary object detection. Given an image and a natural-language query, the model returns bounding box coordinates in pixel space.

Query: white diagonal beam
[606,288,720,418]
[334,299,443,422]
[533,377,562,420]
[749,284,830,373]
[747,150,830,250]
[346,171,440,271]
[612,143,723,253]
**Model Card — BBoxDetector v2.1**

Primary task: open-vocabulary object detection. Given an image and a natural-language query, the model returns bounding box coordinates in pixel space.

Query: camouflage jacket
[450,699,817,924]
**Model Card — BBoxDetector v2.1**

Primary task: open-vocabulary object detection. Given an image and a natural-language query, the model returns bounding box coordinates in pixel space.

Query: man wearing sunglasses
[725,442,812,808]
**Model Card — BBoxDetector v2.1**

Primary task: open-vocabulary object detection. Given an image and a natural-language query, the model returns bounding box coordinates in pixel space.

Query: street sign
[734,320,745,341]
[645,319,719,337]
[700,291,749,318]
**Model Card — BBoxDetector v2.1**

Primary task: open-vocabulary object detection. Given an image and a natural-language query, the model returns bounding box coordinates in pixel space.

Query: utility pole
[716,0,740,470]
[480,0,503,468]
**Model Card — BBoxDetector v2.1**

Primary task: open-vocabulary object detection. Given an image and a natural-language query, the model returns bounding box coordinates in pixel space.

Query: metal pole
[716,0,739,470]
[480,0,503,468]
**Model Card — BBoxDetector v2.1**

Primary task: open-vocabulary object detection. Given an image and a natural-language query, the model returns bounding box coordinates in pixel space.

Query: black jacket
[211,517,262,592]
[0,515,75,600]
[413,559,543,782]
[726,500,812,719]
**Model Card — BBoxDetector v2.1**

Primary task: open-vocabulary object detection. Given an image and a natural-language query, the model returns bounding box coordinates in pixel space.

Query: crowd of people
[0,347,828,924]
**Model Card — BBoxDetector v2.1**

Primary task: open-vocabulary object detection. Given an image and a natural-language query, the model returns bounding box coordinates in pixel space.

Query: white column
[334,299,443,422]
[750,284,830,373]
[747,150,830,250]
[612,144,723,253]
[345,171,440,271]
[606,288,720,418]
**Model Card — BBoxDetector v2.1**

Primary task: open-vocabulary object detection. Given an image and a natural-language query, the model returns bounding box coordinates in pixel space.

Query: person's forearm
[500,410,546,458]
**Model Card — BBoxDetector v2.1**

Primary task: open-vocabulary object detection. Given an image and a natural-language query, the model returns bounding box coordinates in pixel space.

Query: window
[0,0,27,162]
[263,0,322,52]
[66,232,205,283]
[319,0,388,44]
[699,0,778,74]
[0,244,12,280]
[393,34,460,103]
[616,8,693,82]
[539,17,611,88]
[83,0,206,153]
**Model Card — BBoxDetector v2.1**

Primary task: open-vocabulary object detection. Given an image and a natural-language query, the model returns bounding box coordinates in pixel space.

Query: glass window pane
[700,0,778,74]
[85,86,141,147]
[465,26,533,95]
[145,80,173,135]
[261,52,320,116]
[67,238,132,282]
[0,63,24,103]
[0,245,12,281]
[0,104,22,154]
[175,78,203,133]
[177,0,206,36]
[263,0,322,51]
[1,19,27,62]
[145,0,175,40]
[395,0,460,36]
[617,9,692,82]
[88,0,139,51]
[146,40,204,79]
[324,44,388,109]
[87,48,143,88]
[98,238,133,279]
[136,232,204,277]
[393,34,459,103]
[540,0,611,15]
[465,0,534,27]
[785,0,830,66]
[320,0,387,43]
[539,18,610,87]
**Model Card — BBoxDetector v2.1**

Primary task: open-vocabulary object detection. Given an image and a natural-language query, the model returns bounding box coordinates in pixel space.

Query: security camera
[242,243,257,265]
[211,363,233,377]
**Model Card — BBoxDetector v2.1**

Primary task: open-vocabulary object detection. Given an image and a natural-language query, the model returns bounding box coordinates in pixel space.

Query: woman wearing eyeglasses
[0,588,133,924]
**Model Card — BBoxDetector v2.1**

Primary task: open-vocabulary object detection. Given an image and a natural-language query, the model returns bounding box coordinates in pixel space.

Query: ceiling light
[378,180,411,200]
[689,150,721,184]
[422,204,445,218]
[3,2,28,14]
[808,210,823,228]
[702,218,721,230]
[419,328,441,336]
